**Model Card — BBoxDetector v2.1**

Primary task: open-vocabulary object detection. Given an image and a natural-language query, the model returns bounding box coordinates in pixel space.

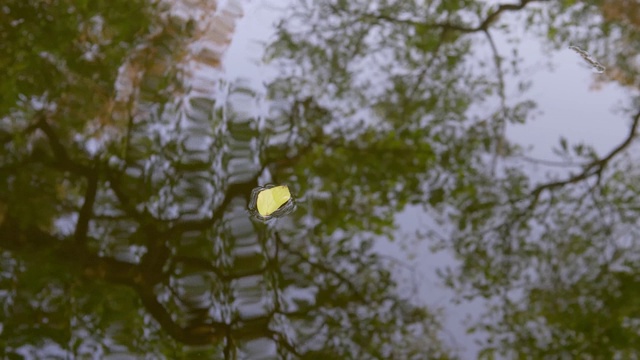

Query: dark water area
[2,1,640,359]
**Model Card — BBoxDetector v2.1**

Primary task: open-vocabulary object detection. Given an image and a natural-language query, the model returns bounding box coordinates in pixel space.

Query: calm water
[2,1,640,359]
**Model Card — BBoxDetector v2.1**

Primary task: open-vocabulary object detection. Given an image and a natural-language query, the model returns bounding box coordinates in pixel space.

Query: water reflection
[3,0,640,358]
[0,0,450,358]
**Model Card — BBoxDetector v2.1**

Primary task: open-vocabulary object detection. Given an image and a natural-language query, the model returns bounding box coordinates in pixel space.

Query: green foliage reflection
[4,0,640,358]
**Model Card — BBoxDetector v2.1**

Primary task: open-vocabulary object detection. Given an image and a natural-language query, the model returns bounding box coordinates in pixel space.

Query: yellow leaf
[256,185,291,217]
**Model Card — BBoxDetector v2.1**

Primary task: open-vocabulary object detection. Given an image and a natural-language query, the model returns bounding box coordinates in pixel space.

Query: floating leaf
[569,45,606,73]
[248,184,296,220]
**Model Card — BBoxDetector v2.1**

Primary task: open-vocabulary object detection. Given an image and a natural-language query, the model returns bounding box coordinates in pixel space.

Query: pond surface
[2,1,640,359]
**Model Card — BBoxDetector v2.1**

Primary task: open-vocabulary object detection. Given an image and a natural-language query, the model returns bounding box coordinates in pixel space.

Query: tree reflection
[4,0,640,358]
[0,0,451,358]
[267,0,640,358]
